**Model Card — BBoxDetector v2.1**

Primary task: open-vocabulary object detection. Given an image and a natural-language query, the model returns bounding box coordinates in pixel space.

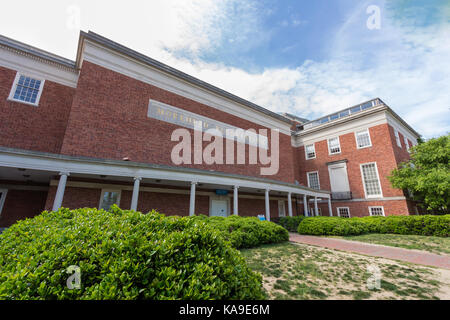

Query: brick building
[0,32,421,227]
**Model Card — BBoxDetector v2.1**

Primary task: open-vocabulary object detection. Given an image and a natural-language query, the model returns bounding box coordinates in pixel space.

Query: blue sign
[215,189,229,195]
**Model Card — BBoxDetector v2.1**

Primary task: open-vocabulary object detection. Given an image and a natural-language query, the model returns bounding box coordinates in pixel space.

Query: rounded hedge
[276,216,306,232]
[0,206,264,300]
[297,215,450,237]
[190,215,289,249]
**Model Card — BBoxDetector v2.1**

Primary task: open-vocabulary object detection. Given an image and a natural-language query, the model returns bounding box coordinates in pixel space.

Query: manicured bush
[297,215,450,237]
[297,217,370,236]
[191,215,289,249]
[277,216,306,232]
[0,206,264,300]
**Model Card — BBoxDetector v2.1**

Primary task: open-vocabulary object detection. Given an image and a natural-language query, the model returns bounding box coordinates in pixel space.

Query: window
[404,136,410,151]
[328,137,341,154]
[0,189,7,217]
[307,171,320,190]
[355,129,372,149]
[337,207,350,218]
[394,130,402,148]
[99,190,121,210]
[305,143,316,159]
[369,206,385,216]
[8,73,45,106]
[278,200,286,217]
[310,207,322,216]
[360,163,383,198]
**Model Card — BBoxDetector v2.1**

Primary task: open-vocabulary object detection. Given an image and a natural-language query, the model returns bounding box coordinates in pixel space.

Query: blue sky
[0,0,449,138]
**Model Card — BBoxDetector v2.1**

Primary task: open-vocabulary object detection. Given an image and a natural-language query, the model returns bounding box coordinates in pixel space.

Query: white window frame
[337,207,351,218]
[8,72,45,107]
[369,206,385,217]
[360,162,383,198]
[355,129,372,149]
[304,143,316,160]
[307,171,320,190]
[404,136,410,151]
[394,130,402,148]
[0,189,8,217]
[99,189,122,210]
[327,136,341,155]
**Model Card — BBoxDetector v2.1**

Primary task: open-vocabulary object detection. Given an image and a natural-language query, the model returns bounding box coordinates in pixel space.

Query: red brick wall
[296,123,404,199]
[388,125,413,165]
[60,62,295,183]
[120,190,210,216]
[0,66,75,153]
[0,189,48,227]
[44,186,102,211]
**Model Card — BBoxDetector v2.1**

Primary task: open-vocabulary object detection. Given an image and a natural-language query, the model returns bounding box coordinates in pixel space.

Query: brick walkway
[289,233,450,270]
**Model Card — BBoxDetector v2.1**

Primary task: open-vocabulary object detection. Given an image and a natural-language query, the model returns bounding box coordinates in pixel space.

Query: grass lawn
[240,242,450,300]
[333,234,450,255]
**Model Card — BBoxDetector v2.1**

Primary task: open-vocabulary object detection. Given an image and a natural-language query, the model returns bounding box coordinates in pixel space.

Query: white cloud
[0,0,448,138]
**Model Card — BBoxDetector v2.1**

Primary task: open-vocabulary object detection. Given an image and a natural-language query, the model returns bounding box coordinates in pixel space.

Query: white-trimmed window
[337,207,350,218]
[394,130,402,148]
[8,72,45,106]
[404,136,410,151]
[360,163,383,198]
[0,189,8,217]
[99,190,121,210]
[369,206,385,216]
[355,129,372,149]
[328,137,341,154]
[305,143,316,160]
[307,171,320,190]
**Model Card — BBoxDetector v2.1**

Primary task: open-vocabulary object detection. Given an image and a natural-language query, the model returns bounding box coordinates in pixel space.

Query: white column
[287,192,293,217]
[328,197,333,216]
[52,172,69,211]
[265,189,270,221]
[130,177,142,211]
[314,197,319,216]
[189,182,197,216]
[303,195,308,217]
[233,185,239,215]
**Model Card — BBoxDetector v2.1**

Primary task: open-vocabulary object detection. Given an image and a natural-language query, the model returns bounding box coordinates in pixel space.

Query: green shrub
[277,216,306,232]
[0,206,264,300]
[190,215,289,249]
[297,215,450,237]
[297,217,369,236]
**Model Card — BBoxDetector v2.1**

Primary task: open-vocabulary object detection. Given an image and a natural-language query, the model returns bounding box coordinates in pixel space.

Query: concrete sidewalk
[289,233,450,270]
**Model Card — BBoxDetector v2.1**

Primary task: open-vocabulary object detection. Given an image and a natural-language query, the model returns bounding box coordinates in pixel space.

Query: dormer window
[8,72,45,106]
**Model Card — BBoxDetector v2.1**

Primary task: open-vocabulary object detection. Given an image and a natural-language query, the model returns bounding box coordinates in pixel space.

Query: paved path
[289,233,450,270]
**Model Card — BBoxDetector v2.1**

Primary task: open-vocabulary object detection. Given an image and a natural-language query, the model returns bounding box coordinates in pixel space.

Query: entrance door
[278,200,286,217]
[211,199,228,217]
[328,163,350,193]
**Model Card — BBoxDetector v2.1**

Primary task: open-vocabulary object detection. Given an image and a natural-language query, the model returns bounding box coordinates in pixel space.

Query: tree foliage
[389,134,450,213]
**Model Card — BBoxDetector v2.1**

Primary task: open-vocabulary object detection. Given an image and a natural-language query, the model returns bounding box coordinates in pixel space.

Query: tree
[389,134,450,214]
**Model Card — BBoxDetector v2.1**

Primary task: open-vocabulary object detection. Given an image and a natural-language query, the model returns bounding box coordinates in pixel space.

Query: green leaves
[0,206,264,300]
[389,134,450,213]
[277,216,306,232]
[189,215,289,249]
[297,216,450,237]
